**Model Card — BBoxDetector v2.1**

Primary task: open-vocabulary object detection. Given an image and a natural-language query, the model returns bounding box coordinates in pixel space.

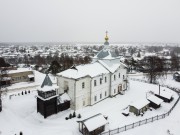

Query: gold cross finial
[105,31,109,41]
[106,31,108,36]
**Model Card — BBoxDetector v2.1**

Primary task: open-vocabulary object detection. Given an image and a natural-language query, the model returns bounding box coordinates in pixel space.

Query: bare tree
[143,56,165,84]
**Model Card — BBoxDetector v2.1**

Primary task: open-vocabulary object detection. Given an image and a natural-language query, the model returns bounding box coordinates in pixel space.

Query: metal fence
[100,78,180,135]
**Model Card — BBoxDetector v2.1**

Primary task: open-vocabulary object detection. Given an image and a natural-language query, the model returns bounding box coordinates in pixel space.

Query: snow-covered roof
[93,49,118,60]
[28,74,34,78]
[41,74,53,88]
[130,99,150,109]
[83,114,108,132]
[37,94,58,101]
[37,85,58,92]
[57,62,109,79]
[147,95,163,105]
[8,68,32,74]
[156,90,173,100]
[57,93,71,104]
[98,59,127,73]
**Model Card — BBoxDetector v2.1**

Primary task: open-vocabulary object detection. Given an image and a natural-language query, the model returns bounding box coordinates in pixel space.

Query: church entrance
[118,84,122,93]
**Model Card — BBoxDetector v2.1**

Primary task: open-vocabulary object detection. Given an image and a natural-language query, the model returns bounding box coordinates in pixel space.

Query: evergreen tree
[48,61,61,75]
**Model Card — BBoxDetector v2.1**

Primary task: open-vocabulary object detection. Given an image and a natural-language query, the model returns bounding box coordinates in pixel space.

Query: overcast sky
[0,0,180,43]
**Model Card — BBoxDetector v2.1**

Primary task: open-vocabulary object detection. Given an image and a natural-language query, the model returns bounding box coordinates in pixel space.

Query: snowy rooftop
[57,62,109,79]
[98,59,127,73]
[154,90,173,100]
[8,68,33,74]
[93,49,118,60]
[83,114,108,132]
[130,99,150,109]
[57,93,71,104]
[37,85,58,92]
[147,95,163,105]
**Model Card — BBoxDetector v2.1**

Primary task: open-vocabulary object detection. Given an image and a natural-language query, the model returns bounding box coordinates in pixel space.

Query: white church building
[57,32,128,110]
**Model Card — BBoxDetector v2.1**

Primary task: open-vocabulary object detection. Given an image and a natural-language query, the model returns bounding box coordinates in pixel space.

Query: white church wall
[91,74,110,105]
[75,77,91,110]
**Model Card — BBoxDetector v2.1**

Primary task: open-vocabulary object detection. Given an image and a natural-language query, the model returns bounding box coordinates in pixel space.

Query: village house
[57,32,128,110]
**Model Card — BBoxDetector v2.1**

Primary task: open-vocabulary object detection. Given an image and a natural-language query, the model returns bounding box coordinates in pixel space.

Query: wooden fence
[100,78,180,135]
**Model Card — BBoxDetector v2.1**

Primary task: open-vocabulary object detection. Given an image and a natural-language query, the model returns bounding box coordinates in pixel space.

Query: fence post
[146,119,147,124]
[109,130,110,135]
[157,115,158,120]
[132,123,134,128]
[139,121,141,126]
[118,127,119,133]
[125,125,126,131]
[152,117,153,122]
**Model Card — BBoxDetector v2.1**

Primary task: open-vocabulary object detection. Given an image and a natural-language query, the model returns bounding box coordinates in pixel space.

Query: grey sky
[0,0,180,43]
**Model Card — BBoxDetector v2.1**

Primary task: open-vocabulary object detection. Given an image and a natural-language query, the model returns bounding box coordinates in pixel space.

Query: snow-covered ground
[0,77,179,135]
[129,73,180,89]
[120,96,180,135]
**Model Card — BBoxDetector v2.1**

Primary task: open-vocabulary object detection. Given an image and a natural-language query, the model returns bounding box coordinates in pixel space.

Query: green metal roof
[41,74,53,88]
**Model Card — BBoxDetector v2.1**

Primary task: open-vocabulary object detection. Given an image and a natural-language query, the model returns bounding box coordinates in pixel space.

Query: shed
[77,113,108,135]
[129,99,150,116]
[147,95,163,109]
[155,91,173,103]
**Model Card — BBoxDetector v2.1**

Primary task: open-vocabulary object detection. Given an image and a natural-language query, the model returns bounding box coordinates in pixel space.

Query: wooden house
[147,95,163,109]
[129,99,150,116]
[77,113,108,135]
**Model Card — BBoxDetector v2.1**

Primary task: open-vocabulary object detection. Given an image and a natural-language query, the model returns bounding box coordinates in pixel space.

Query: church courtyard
[0,78,178,135]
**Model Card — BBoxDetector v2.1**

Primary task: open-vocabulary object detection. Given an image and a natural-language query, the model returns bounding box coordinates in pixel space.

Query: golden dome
[105,31,109,41]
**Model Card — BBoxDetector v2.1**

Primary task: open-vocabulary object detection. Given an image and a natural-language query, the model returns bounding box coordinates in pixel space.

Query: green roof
[41,74,53,88]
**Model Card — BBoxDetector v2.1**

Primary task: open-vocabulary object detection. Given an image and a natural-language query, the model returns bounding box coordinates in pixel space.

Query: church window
[114,75,116,81]
[105,77,107,83]
[83,100,85,106]
[123,75,125,79]
[94,96,97,102]
[105,91,107,96]
[100,94,102,99]
[114,89,116,94]
[94,80,96,86]
[119,73,120,78]
[82,82,85,89]
[100,78,102,84]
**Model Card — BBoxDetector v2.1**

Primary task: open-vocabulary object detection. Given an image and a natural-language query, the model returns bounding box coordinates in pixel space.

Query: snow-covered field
[0,76,179,135]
